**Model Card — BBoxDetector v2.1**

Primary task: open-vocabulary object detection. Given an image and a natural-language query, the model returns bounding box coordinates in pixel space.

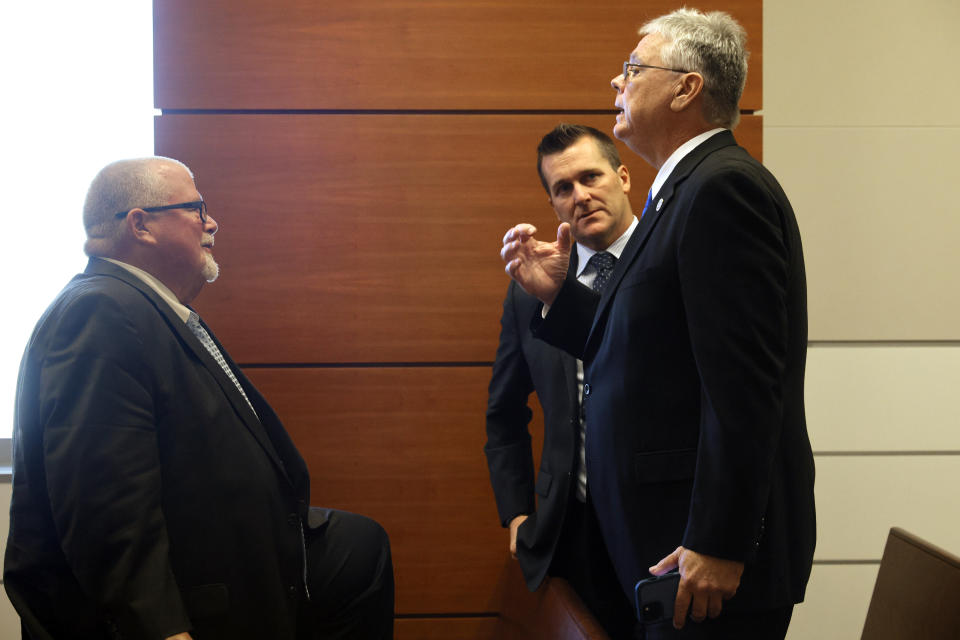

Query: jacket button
[288,514,299,526]
[583,383,591,396]
[288,585,298,598]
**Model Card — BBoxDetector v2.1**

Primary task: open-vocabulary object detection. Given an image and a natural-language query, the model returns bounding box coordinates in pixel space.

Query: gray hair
[83,156,192,256]
[640,8,748,129]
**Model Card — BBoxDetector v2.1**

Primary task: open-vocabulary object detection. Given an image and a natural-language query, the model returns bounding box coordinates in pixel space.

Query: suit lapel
[560,250,581,396]
[584,131,738,351]
[580,208,662,352]
[84,258,292,485]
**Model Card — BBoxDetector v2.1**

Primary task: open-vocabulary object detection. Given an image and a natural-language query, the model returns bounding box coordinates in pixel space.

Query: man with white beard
[4,157,395,640]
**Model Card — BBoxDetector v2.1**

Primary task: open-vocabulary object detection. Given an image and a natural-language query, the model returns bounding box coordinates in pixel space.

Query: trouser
[299,508,395,640]
[550,492,795,640]
[641,604,794,640]
[549,492,638,640]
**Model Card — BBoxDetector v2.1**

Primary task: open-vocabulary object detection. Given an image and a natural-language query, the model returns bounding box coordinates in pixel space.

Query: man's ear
[126,209,157,245]
[670,72,705,112]
[548,195,562,219]
[618,165,631,194]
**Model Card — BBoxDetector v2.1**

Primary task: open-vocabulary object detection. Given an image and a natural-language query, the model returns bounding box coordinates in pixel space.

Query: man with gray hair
[501,9,814,639]
[4,157,395,639]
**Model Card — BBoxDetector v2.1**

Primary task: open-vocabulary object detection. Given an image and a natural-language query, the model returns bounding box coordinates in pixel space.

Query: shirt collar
[650,128,726,200]
[102,258,193,323]
[575,215,639,277]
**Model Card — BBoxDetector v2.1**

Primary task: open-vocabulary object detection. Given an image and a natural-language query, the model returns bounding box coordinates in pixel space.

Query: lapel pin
[656,198,663,211]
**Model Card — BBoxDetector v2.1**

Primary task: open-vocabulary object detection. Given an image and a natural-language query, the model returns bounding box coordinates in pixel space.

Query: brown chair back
[496,560,611,640]
[860,527,960,639]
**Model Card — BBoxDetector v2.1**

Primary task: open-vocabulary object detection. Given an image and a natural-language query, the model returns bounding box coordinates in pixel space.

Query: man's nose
[573,183,591,203]
[611,74,624,92]
[205,214,219,234]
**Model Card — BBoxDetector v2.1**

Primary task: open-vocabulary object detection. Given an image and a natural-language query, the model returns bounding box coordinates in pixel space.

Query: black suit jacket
[484,255,581,591]
[5,258,321,639]
[535,130,815,610]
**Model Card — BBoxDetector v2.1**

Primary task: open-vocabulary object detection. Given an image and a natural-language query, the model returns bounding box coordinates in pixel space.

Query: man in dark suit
[4,157,394,639]
[500,9,815,639]
[485,124,640,637]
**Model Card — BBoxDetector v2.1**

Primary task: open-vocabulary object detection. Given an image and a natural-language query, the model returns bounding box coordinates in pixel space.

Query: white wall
[765,1,960,638]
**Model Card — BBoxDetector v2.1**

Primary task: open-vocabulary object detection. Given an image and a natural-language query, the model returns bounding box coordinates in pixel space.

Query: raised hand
[500,223,572,305]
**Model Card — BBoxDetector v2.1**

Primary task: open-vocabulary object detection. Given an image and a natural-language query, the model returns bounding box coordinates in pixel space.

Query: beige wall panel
[0,592,18,639]
[155,0,762,111]
[0,481,8,570]
[764,127,960,341]
[155,114,762,363]
[806,345,960,451]
[0,482,18,636]
[785,564,877,640]
[814,456,960,560]
[764,0,960,127]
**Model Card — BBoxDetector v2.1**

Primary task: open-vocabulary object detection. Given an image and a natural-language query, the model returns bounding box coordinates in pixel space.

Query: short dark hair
[536,124,622,193]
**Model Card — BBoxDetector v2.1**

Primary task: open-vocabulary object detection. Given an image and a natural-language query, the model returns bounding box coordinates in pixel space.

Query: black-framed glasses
[622,61,688,80]
[115,200,208,223]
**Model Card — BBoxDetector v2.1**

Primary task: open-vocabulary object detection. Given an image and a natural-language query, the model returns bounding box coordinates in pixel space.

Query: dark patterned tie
[588,251,617,293]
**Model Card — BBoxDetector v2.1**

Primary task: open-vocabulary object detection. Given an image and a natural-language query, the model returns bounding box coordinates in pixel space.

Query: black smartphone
[634,571,681,625]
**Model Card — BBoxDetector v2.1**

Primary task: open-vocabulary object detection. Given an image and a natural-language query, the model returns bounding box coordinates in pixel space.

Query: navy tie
[641,189,653,218]
[588,251,617,294]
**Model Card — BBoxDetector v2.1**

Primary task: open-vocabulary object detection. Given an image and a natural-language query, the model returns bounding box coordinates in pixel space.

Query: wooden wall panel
[155,0,766,628]
[395,617,497,640]
[155,113,762,364]
[245,366,506,613]
[154,0,762,111]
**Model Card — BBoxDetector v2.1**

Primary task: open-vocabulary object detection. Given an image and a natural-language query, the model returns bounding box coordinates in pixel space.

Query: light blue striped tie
[187,312,256,416]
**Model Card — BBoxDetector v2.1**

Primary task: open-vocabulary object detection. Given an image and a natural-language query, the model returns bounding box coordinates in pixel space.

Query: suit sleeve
[676,164,791,560]
[531,274,600,361]
[39,292,191,638]
[484,282,540,527]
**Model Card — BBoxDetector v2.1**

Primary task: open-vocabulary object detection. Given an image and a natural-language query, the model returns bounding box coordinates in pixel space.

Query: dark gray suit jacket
[484,256,580,591]
[5,258,319,639]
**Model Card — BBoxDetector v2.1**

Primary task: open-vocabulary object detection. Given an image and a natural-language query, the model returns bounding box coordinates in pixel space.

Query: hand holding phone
[634,570,681,625]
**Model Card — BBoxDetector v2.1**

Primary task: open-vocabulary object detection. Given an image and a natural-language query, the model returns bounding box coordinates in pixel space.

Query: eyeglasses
[622,61,688,81]
[115,200,208,223]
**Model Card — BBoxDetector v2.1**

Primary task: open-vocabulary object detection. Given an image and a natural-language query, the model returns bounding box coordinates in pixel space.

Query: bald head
[83,156,193,258]
[80,156,219,304]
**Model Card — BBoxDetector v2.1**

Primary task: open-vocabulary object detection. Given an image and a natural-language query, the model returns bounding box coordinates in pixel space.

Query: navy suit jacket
[484,255,581,591]
[5,258,320,639]
[534,130,815,610]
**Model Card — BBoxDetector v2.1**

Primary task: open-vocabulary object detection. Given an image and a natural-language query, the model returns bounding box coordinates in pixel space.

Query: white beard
[202,253,220,283]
